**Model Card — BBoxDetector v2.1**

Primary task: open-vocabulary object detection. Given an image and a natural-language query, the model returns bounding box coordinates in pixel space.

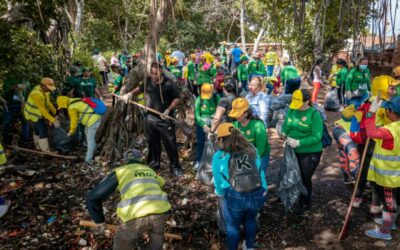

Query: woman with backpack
[311,59,324,102]
[228,97,270,172]
[56,96,102,164]
[194,83,220,170]
[245,76,270,128]
[282,89,323,214]
[212,123,267,250]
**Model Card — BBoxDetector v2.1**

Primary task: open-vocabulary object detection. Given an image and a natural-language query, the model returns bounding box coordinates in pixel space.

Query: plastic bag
[277,145,307,212]
[324,89,340,111]
[196,141,215,186]
[52,127,72,153]
[270,108,288,127]
[270,94,292,111]
[313,103,327,121]
[216,197,226,234]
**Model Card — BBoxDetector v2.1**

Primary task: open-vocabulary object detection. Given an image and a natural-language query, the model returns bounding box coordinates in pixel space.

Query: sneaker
[172,168,183,177]
[339,106,344,112]
[193,162,200,171]
[352,198,362,208]
[374,218,397,230]
[365,228,392,240]
[369,205,383,215]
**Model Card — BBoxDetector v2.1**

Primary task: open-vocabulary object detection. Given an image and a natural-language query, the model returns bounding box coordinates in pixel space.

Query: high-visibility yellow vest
[0,143,6,165]
[264,52,278,66]
[376,107,392,127]
[335,119,351,133]
[24,85,51,122]
[165,55,171,67]
[115,164,171,222]
[69,98,101,127]
[367,121,400,188]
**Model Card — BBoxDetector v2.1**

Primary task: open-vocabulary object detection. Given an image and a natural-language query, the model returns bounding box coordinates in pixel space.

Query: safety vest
[115,164,171,222]
[0,143,6,165]
[24,85,51,122]
[335,119,351,134]
[69,99,101,127]
[264,52,277,66]
[367,121,400,188]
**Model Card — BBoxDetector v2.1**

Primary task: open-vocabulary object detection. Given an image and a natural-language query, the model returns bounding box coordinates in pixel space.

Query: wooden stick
[7,145,78,160]
[79,220,183,240]
[338,137,371,240]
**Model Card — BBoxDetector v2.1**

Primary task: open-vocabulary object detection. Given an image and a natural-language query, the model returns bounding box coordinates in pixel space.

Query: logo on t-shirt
[301,116,307,121]
[246,130,251,135]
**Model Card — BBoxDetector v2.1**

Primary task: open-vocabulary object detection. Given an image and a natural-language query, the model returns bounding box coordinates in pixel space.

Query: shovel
[112,94,192,136]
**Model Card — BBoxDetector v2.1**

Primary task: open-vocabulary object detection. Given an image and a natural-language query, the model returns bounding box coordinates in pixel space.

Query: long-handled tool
[7,145,78,160]
[111,94,192,136]
[79,220,183,240]
[338,137,371,240]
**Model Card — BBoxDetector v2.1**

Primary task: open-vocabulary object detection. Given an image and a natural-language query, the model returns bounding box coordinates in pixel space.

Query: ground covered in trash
[1,86,400,249]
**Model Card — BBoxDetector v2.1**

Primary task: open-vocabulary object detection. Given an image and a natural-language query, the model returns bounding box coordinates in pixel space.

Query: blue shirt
[171,50,185,66]
[246,92,270,127]
[212,150,267,196]
[231,48,243,63]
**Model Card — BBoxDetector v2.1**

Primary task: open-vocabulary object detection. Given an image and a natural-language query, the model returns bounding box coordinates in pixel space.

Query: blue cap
[382,96,400,115]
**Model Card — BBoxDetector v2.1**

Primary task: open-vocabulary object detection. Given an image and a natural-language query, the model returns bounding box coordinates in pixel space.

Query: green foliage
[0,20,57,85]
[71,50,102,84]
[79,18,118,52]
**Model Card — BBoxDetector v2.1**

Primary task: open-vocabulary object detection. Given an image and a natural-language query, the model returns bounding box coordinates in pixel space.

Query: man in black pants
[122,62,183,176]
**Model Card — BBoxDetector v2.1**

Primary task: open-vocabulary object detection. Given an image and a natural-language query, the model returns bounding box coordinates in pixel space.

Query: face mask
[359,65,367,70]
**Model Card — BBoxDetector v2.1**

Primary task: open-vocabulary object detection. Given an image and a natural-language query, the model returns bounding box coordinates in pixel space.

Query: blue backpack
[82,97,107,115]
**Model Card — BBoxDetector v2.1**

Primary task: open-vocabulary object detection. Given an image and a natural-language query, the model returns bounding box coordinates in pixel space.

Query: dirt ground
[1,84,399,249]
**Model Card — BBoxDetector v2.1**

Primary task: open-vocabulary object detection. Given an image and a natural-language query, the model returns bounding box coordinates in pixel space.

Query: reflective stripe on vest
[24,101,41,118]
[24,86,49,121]
[369,165,400,177]
[79,105,94,126]
[117,194,168,208]
[373,153,400,162]
[119,178,160,196]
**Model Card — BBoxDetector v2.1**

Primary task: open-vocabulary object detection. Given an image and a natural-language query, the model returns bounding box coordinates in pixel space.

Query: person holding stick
[121,62,183,177]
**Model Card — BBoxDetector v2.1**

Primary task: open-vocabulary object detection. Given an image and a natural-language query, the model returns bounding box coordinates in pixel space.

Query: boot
[38,138,51,152]
[33,135,40,150]
[365,211,393,240]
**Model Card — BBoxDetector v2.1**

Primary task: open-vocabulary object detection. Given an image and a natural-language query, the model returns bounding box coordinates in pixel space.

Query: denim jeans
[2,104,30,144]
[284,78,301,94]
[223,187,266,250]
[33,119,48,138]
[266,65,274,77]
[113,213,168,250]
[85,119,101,162]
[195,124,206,163]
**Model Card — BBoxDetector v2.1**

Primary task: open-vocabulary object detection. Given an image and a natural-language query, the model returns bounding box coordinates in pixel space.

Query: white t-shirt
[313,65,322,83]
[98,55,107,71]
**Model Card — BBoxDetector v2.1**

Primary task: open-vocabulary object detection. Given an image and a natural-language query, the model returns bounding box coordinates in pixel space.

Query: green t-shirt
[114,75,123,95]
[248,60,266,76]
[187,60,196,81]
[169,65,181,79]
[280,65,300,83]
[237,63,248,81]
[194,94,220,127]
[345,67,371,92]
[282,108,323,153]
[233,119,270,157]
[80,77,97,97]
[64,76,83,97]
[336,67,348,86]
[197,64,214,85]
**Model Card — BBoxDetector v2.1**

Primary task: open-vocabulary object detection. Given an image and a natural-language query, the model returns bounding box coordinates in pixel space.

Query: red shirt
[365,113,394,150]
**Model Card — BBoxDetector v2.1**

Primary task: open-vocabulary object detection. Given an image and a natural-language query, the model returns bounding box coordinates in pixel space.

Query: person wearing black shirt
[122,62,182,176]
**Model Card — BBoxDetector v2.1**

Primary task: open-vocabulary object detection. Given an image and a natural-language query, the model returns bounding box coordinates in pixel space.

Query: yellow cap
[266,76,278,82]
[371,75,395,101]
[56,96,70,110]
[166,50,171,54]
[215,62,222,68]
[200,83,213,99]
[222,41,227,45]
[171,57,178,63]
[41,77,56,91]
[216,123,234,138]
[393,66,400,77]
[190,54,196,59]
[268,46,273,50]
[289,89,310,110]
[341,104,356,121]
[228,98,250,118]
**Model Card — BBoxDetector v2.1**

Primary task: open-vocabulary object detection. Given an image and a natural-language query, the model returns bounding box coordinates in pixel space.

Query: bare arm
[210,106,226,133]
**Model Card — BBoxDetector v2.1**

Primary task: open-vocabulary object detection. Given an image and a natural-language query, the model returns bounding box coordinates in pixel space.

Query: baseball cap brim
[228,107,246,118]
[200,91,212,100]
[289,99,303,110]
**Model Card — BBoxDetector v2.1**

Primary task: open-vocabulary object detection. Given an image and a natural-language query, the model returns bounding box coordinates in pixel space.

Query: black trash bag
[52,127,72,153]
[196,140,216,186]
[270,94,292,111]
[277,145,307,212]
[270,108,288,127]
[324,89,340,111]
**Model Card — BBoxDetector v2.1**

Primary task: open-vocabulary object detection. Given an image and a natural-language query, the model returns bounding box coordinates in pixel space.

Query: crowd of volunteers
[1,41,400,248]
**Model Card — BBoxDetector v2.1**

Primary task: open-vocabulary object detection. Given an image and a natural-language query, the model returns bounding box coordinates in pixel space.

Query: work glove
[345,90,352,100]
[203,125,211,133]
[160,109,170,120]
[368,98,382,114]
[286,137,300,148]
[53,119,61,128]
[67,132,73,137]
[121,93,132,104]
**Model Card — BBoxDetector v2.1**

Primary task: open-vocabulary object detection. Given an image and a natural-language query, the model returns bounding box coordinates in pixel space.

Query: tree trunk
[239,0,246,53]
[74,0,84,34]
[312,3,322,59]
[253,27,265,55]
